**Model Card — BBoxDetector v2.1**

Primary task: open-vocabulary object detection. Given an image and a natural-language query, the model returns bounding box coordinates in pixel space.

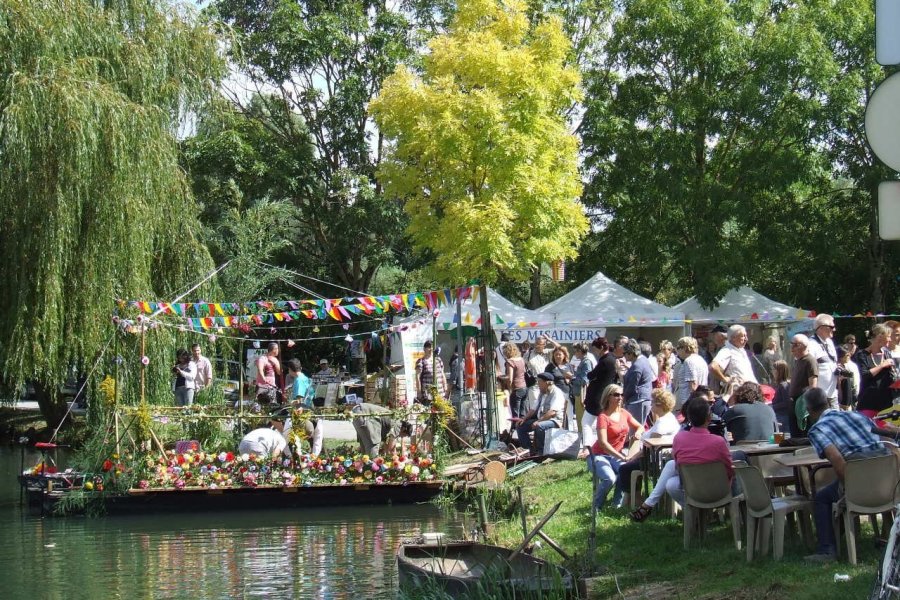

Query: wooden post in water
[477,490,492,537]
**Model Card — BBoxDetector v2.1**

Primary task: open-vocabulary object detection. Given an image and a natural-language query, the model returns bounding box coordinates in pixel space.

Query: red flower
[226,452,234,462]
[176,454,185,465]
[102,459,113,472]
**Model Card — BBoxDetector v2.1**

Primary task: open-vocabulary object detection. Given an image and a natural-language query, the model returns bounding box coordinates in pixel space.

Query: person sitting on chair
[630,394,733,522]
[515,372,566,456]
[803,388,888,562]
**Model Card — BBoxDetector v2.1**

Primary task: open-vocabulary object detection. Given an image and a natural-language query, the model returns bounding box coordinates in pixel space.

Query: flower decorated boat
[21,447,444,516]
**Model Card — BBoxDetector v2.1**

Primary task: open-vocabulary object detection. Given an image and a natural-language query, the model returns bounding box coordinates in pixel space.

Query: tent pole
[455,295,464,396]
[479,285,497,447]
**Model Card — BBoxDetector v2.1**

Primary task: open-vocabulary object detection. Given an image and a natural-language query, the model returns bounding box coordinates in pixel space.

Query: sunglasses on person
[610,392,624,397]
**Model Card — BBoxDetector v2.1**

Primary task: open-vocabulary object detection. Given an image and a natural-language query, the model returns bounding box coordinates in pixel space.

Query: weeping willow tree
[0,0,226,427]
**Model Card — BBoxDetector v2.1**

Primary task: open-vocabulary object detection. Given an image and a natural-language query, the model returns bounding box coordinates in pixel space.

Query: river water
[0,448,465,599]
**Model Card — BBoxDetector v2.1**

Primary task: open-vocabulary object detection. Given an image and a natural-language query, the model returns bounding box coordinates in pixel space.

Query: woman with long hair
[587,383,644,509]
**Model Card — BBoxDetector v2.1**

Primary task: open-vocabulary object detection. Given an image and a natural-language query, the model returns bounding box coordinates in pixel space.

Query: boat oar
[508,501,563,562]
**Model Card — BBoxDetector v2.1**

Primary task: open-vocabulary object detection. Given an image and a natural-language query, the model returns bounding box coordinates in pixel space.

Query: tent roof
[438,287,545,329]
[673,286,806,323]
[537,271,684,327]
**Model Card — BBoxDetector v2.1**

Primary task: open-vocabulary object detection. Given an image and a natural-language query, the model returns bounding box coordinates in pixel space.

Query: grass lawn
[479,459,881,599]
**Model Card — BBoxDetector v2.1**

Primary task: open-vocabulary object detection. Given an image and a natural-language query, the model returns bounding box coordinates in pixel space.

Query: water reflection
[0,449,464,599]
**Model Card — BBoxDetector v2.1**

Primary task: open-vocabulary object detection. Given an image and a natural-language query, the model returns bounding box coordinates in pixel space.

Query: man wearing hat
[515,372,566,455]
[316,358,334,378]
[237,411,293,458]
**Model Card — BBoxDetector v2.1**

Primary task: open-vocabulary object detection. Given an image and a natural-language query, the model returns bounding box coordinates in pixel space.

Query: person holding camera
[172,348,197,406]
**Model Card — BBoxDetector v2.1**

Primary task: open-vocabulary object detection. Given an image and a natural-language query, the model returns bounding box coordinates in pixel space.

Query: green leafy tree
[580,0,872,304]
[0,0,225,425]
[370,0,589,286]
[212,0,414,293]
[810,0,900,313]
[182,95,311,301]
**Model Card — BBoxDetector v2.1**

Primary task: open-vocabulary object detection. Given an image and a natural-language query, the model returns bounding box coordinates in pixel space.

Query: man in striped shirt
[805,388,887,562]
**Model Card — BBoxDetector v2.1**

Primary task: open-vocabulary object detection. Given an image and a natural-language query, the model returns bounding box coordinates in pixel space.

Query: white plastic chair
[734,463,812,561]
[678,462,742,551]
[835,453,900,565]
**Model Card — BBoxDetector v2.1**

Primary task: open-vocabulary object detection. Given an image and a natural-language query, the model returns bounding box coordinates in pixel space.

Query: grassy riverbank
[480,459,879,599]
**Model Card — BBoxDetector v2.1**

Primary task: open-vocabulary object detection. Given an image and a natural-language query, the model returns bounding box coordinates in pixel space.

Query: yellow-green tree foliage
[370,0,587,284]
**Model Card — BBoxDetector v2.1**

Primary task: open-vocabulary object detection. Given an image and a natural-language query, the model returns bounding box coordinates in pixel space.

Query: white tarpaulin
[537,271,685,327]
[437,287,544,330]
[673,286,808,324]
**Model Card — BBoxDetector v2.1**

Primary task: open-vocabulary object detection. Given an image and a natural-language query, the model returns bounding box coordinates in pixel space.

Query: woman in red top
[588,383,643,509]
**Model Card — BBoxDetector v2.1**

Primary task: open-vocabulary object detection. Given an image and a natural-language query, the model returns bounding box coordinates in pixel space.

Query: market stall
[536,270,685,347]
[673,286,812,351]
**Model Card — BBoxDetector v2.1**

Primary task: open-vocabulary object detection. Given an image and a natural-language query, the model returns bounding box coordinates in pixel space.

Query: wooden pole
[508,501,563,561]
[139,323,146,405]
[114,411,121,457]
[517,486,528,539]
[477,491,491,537]
[238,340,244,436]
[455,294,465,395]
[478,285,496,445]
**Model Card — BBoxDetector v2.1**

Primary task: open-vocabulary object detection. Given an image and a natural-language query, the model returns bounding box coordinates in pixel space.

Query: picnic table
[774,453,832,497]
[640,436,675,497]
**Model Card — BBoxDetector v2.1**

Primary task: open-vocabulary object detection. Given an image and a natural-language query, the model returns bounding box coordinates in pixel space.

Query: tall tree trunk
[869,184,886,313]
[528,266,542,309]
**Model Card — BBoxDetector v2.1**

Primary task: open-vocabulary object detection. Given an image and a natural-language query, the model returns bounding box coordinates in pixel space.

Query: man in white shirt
[237,414,292,458]
[191,343,213,390]
[709,324,757,390]
[515,372,566,455]
[808,314,840,409]
[524,336,557,412]
[674,336,709,410]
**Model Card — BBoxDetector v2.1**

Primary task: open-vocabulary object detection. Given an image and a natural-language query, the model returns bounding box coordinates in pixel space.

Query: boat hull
[21,479,444,516]
[397,541,575,597]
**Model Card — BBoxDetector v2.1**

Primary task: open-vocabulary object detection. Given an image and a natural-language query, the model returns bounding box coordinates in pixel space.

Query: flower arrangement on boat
[133,448,437,491]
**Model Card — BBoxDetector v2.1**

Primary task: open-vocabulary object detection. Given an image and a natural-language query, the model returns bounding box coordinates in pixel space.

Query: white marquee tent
[537,271,685,327]
[673,286,808,324]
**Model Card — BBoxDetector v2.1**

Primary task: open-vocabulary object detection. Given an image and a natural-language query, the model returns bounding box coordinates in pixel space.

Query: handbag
[542,428,580,458]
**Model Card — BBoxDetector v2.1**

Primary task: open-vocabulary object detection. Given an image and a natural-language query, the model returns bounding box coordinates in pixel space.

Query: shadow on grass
[486,460,881,600]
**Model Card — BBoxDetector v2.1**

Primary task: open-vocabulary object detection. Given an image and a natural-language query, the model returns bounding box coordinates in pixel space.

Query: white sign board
[877,0,900,65]
[865,72,900,172]
[398,325,433,406]
[879,181,900,240]
[502,327,607,345]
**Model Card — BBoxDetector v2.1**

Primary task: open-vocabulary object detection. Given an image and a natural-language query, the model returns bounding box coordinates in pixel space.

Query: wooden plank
[509,501,563,561]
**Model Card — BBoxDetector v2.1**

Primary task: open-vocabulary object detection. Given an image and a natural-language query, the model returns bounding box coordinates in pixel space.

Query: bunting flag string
[120,289,900,335]
[119,285,480,323]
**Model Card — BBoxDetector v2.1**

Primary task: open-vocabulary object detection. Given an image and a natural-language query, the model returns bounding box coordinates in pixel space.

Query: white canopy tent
[673,286,811,354]
[436,287,544,330]
[536,271,685,347]
[673,286,808,324]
